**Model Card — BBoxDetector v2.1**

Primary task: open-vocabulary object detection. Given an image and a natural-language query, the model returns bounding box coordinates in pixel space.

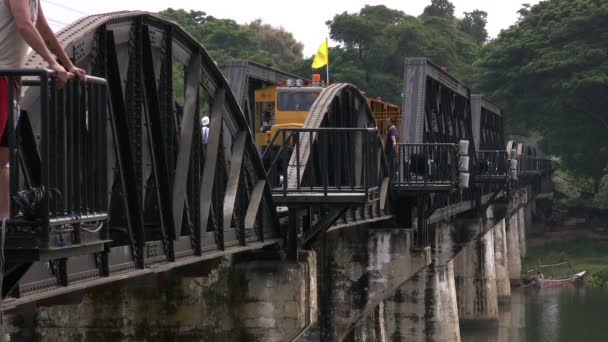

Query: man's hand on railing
[67,64,87,81]
[48,63,87,89]
[50,62,70,89]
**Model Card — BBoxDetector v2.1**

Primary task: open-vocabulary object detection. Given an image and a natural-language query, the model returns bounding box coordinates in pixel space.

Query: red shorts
[0,77,9,147]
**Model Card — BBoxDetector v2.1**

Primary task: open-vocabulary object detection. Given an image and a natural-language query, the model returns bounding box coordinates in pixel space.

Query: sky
[42,0,541,56]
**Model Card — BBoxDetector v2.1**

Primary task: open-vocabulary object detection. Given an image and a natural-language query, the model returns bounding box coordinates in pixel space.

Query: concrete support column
[344,302,388,342]
[379,221,462,341]
[506,212,522,283]
[309,227,431,342]
[493,219,511,301]
[384,261,460,342]
[454,228,499,321]
[5,253,318,341]
[517,207,527,257]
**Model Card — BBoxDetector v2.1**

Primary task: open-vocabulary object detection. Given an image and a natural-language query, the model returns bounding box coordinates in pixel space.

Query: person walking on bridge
[385,117,399,181]
[0,0,86,218]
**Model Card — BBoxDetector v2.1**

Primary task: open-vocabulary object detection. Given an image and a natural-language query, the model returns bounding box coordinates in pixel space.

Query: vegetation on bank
[522,239,608,288]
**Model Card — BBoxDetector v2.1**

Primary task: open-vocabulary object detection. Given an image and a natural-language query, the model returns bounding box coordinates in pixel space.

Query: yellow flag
[312,39,329,69]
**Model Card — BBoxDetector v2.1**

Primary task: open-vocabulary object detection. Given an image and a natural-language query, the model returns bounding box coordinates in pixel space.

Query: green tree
[476,0,608,193]
[422,0,455,18]
[459,10,488,44]
[246,19,304,67]
[160,9,307,73]
[325,5,480,104]
[326,5,406,83]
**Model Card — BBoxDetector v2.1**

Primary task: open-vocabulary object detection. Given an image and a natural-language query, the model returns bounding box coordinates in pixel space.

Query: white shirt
[0,0,39,69]
[201,126,209,145]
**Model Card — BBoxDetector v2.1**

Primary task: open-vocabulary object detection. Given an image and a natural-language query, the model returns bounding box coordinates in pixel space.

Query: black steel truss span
[265,83,391,255]
[3,12,280,307]
[471,95,505,152]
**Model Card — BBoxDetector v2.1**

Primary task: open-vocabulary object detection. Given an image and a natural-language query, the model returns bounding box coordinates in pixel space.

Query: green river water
[461,287,608,342]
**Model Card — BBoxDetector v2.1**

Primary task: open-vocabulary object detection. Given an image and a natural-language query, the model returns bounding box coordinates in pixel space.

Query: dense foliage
[160,2,486,105]
[160,8,303,70]
[476,0,608,193]
[320,4,483,104]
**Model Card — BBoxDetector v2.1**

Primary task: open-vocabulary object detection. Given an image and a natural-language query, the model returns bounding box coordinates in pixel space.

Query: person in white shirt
[0,0,86,218]
[201,116,210,145]
[260,111,272,133]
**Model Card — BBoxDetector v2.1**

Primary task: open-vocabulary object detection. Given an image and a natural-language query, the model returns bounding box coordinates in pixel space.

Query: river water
[461,287,608,342]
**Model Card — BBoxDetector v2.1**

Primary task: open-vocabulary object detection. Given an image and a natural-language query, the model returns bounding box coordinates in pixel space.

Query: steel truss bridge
[0,12,553,310]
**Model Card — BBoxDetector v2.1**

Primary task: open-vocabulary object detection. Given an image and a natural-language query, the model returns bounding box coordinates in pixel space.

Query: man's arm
[391,130,398,152]
[7,0,69,86]
[35,3,86,80]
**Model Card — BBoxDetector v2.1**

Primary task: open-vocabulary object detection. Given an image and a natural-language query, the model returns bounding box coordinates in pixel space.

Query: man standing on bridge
[0,0,86,218]
[385,117,399,181]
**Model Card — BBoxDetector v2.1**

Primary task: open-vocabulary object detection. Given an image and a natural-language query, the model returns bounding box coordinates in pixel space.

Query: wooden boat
[534,271,587,289]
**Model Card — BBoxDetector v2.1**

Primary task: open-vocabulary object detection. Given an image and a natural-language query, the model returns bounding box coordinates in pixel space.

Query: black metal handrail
[262,127,381,198]
[1,68,109,249]
[519,155,553,175]
[477,150,508,176]
[395,143,459,188]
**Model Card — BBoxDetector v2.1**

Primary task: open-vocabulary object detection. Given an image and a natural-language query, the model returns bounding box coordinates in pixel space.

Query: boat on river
[533,270,587,289]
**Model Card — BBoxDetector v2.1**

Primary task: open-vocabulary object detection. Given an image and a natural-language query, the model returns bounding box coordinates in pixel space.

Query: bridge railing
[1,69,109,252]
[519,155,554,175]
[394,143,459,191]
[477,150,508,176]
[262,127,381,204]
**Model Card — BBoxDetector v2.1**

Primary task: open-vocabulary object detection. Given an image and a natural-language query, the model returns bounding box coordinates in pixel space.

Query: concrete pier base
[454,228,499,321]
[383,261,460,342]
[506,212,522,284]
[518,207,527,257]
[308,227,431,341]
[493,219,511,301]
[5,252,318,342]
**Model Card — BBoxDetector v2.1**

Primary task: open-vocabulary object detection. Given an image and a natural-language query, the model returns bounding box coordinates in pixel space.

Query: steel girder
[402,58,474,146]
[4,12,280,307]
[471,95,505,152]
[282,83,392,249]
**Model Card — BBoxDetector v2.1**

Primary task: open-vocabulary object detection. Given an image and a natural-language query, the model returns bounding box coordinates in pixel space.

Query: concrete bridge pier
[303,226,432,342]
[453,218,499,322]
[506,211,522,284]
[377,221,461,342]
[343,220,462,342]
[505,190,529,284]
[493,219,511,302]
[517,207,528,258]
[5,250,318,342]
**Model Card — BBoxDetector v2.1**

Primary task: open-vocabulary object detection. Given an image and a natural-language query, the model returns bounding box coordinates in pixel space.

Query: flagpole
[325,38,330,84]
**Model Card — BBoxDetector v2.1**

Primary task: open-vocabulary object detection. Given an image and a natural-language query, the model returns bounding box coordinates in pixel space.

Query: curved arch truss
[271,84,391,248]
[6,12,279,303]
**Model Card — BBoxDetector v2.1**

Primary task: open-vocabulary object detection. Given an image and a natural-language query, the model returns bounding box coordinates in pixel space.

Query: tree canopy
[160,8,303,70]
[476,0,608,191]
[459,10,488,44]
[322,4,482,104]
[422,0,456,18]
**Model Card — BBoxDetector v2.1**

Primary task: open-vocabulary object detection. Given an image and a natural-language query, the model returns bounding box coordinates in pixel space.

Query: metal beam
[199,87,226,248]
[172,52,202,237]
[105,30,146,267]
[223,132,247,231]
[141,25,178,260]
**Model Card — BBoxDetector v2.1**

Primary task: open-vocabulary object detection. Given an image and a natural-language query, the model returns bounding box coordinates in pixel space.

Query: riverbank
[523,236,608,288]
